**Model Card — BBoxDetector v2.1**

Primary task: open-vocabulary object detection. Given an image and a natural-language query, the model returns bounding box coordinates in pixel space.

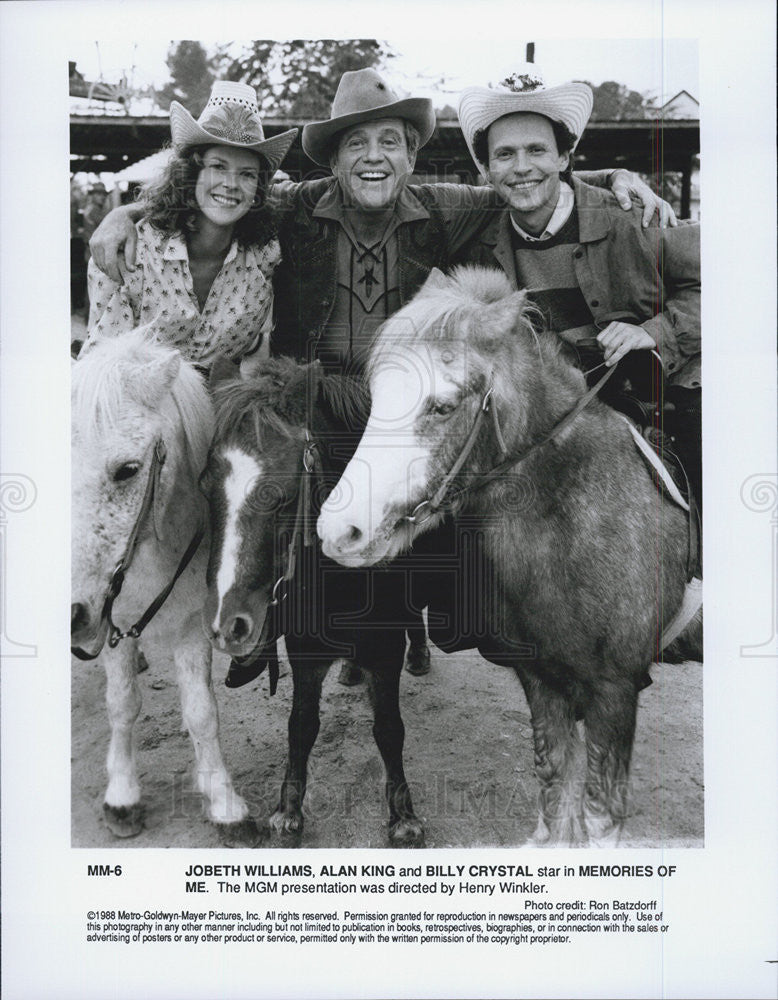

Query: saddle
[576,343,699,518]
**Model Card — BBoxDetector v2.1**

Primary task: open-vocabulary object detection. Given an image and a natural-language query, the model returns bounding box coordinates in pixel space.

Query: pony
[203,356,425,845]
[71,331,259,845]
[317,266,702,847]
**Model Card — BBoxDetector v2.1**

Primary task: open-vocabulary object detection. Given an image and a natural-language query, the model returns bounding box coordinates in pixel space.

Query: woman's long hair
[141,143,276,248]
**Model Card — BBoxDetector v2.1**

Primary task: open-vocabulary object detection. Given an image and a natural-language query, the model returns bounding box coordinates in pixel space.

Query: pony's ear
[422,267,450,292]
[148,351,181,392]
[477,291,529,346]
[127,351,181,407]
[209,355,240,392]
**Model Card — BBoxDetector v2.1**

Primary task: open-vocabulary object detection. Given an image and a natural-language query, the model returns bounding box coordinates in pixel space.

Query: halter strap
[71,439,205,661]
[404,365,616,524]
[464,364,617,497]
[269,433,320,606]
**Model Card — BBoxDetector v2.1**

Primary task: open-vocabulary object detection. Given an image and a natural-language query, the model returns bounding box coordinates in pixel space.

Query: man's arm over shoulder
[410,182,502,255]
[89,203,143,282]
[267,176,335,215]
[576,169,678,227]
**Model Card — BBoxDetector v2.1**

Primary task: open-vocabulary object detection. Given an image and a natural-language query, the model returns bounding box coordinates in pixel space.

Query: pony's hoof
[103,802,145,838]
[269,809,304,838]
[388,818,425,847]
[216,818,267,848]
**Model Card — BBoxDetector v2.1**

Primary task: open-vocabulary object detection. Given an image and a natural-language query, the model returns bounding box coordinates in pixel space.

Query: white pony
[71,331,258,845]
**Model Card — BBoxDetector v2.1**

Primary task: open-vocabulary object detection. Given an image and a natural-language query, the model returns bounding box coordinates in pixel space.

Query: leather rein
[402,365,617,527]
[268,432,322,608]
[71,438,206,661]
[397,362,697,583]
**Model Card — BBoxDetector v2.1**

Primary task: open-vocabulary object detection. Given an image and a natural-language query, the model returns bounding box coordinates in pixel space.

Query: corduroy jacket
[454,177,701,388]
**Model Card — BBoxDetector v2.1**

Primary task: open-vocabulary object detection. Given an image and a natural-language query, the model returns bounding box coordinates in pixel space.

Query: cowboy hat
[302,68,436,166]
[169,81,297,175]
[458,66,593,177]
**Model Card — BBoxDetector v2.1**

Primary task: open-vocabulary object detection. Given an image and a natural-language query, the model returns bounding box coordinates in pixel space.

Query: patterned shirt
[311,184,426,376]
[83,219,279,371]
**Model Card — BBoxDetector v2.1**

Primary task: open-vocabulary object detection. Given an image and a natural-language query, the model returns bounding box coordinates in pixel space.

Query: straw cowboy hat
[302,68,436,166]
[169,81,297,175]
[459,65,593,177]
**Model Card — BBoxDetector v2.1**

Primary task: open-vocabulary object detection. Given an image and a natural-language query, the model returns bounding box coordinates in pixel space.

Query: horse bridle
[269,432,321,607]
[224,431,322,689]
[71,438,206,661]
[397,363,697,581]
[402,365,617,527]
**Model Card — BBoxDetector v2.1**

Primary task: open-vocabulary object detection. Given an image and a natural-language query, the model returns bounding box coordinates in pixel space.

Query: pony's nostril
[71,602,89,635]
[227,615,253,643]
[345,525,362,545]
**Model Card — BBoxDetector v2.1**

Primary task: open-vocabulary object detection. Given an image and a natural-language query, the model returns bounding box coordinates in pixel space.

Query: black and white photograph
[1,2,776,998]
[68,32,703,853]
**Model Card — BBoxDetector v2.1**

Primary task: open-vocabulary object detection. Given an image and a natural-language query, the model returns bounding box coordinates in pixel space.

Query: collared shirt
[510,181,575,242]
[310,184,428,375]
[83,219,279,371]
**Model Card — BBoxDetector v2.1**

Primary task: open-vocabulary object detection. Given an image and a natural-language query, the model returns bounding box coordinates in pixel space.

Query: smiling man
[457,69,701,507]
[89,68,676,682]
[269,68,665,379]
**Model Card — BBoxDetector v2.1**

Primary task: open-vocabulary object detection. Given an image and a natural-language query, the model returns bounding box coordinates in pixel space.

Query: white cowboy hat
[302,68,436,166]
[458,65,593,177]
[169,81,297,175]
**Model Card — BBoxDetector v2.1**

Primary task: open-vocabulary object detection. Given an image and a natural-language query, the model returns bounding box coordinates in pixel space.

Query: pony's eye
[113,462,141,483]
[427,399,458,418]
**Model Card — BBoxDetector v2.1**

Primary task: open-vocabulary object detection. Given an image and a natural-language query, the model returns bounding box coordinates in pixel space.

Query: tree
[155,41,218,117]
[584,80,656,121]
[216,39,394,117]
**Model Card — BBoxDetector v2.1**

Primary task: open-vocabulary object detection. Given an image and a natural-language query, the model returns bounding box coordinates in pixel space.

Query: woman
[82,82,297,375]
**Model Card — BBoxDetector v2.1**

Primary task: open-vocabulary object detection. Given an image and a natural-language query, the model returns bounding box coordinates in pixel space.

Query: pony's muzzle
[318,517,366,562]
[70,598,110,653]
[205,592,269,656]
[71,601,92,639]
[210,611,256,651]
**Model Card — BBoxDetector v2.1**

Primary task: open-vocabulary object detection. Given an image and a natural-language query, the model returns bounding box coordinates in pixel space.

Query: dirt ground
[71,639,703,850]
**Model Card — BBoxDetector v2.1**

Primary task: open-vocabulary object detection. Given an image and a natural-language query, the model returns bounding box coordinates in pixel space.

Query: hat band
[199,106,265,145]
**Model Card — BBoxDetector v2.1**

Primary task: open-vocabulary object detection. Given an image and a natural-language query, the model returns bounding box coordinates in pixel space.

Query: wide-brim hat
[302,68,436,166]
[170,81,297,175]
[459,65,593,177]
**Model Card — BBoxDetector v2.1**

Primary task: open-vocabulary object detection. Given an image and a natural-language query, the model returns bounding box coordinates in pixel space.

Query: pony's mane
[72,331,214,482]
[213,358,369,450]
[368,265,561,376]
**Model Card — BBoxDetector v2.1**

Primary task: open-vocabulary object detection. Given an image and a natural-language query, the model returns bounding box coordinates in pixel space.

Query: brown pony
[202,357,425,845]
[318,266,702,846]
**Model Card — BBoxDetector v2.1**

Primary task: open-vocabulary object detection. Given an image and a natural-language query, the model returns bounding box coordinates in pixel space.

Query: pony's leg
[365,657,425,847]
[174,619,260,847]
[516,669,584,847]
[102,639,145,837]
[581,679,639,847]
[269,656,329,836]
